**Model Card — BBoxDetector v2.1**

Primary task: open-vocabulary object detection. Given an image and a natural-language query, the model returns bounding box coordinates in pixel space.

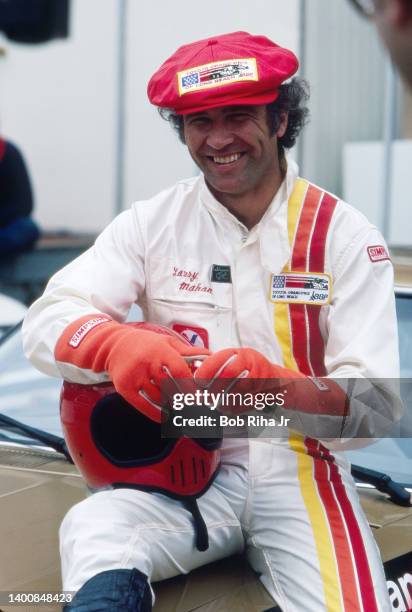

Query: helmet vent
[192,456,198,484]
[180,460,185,486]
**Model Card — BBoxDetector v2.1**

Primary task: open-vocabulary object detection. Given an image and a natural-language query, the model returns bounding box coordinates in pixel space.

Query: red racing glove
[55,315,208,422]
[194,348,349,418]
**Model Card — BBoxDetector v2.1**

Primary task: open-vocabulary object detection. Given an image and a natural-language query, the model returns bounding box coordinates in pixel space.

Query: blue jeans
[63,568,152,611]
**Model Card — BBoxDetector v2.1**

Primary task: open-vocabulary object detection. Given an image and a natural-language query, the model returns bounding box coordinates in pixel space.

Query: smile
[209,153,243,165]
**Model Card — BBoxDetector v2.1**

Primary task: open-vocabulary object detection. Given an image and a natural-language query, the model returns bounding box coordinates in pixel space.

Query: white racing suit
[23,161,400,611]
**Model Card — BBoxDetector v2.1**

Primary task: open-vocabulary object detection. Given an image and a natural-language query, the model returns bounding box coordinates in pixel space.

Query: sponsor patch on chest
[269,272,331,306]
[210,264,232,284]
[172,323,209,349]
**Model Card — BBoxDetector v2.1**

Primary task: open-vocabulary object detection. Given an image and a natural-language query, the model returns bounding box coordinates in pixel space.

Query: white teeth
[213,153,241,164]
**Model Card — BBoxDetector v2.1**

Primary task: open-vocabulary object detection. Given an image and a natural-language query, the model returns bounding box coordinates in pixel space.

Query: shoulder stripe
[287,178,308,248]
[309,192,338,273]
[289,184,324,375]
[306,192,338,376]
[292,184,324,270]
[274,178,308,371]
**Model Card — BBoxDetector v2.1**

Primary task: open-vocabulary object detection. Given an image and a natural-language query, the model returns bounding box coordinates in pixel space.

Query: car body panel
[0,447,83,590]
[356,487,412,559]
[0,442,411,612]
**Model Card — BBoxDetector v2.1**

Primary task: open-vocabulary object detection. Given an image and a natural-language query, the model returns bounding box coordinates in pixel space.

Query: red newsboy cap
[147,31,299,115]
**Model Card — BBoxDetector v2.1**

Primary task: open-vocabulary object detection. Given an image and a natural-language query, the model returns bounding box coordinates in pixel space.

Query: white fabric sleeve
[22,208,146,378]
[322,222,401,449]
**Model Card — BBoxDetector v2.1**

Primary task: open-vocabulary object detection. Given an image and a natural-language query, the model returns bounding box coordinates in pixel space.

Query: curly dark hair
[158,77,310,159]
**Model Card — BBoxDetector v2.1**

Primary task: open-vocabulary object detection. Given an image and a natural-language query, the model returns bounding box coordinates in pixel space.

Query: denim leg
[63,568,152,612]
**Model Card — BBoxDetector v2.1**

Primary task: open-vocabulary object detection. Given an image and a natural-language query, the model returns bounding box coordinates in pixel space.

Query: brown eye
[187,116,209,127]
[230,113,250,122]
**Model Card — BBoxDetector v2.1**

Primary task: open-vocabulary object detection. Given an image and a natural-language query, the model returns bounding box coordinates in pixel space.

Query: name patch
[177,58,258,95]
[270,272,331,306]
[173,266,212,294]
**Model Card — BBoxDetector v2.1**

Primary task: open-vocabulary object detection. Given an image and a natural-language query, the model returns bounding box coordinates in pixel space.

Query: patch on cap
[178,58,258,96]
[147,31,298,115]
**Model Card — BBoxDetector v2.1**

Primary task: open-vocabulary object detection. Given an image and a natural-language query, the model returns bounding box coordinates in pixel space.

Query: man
[349,0,412,87]
[23,32,399,611]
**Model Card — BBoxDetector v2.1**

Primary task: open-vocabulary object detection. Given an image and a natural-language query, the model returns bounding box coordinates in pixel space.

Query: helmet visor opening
[91,393,174,465]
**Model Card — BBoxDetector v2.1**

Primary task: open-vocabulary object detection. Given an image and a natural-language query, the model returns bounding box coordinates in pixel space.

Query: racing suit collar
[199,158,298,274]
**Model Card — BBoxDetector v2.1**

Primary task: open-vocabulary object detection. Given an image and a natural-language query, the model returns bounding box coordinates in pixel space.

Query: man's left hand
[194,348,349,418]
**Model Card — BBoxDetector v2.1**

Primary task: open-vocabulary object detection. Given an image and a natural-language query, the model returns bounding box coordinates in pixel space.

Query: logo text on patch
[367,245,390,263]
[270,272,331,306]
[211,264,232,284]
[178,58,258,95]
[69,317,111,348]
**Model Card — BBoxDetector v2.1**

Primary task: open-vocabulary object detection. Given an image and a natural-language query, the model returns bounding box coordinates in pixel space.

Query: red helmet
[60,322,221,551]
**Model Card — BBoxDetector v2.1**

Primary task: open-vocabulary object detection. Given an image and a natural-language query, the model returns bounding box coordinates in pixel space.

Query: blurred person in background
[349,0,412,87]
[0,136,40,258]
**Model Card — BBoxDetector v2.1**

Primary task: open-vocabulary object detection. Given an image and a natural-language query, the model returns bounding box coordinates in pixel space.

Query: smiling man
[23,32,399,611]
[182,104,287,228]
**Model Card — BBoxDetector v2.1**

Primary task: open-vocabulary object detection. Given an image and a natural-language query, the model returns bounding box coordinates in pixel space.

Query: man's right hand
[55,316,208,422]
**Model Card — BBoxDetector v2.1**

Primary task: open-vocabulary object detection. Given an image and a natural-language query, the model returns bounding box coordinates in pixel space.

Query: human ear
[276,112,288,138]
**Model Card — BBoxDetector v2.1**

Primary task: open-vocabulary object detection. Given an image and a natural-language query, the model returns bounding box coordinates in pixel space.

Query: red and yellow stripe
[289,183,325,375]
[274,178,307,371]
[275,179,379,611]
